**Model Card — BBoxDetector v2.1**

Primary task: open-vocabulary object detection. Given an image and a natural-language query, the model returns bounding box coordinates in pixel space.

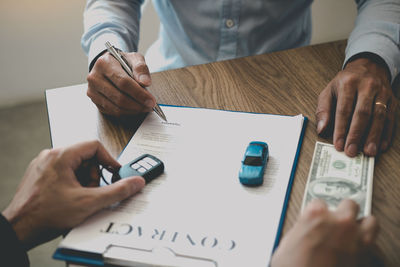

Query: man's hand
[271,199,379,267]
[316,57,397,157]
[2,141,145,250]
[87,51,156,117]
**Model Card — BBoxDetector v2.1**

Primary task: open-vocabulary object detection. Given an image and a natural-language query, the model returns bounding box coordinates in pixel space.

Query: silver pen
[105,41,167,122]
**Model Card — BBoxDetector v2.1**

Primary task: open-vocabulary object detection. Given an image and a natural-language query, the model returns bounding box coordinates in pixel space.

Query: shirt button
[225,19,234,28]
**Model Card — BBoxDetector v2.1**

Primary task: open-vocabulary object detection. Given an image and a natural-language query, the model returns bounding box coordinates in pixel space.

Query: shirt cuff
[87,33,132,71]
[0,213,29,266]
[344,33,400,84]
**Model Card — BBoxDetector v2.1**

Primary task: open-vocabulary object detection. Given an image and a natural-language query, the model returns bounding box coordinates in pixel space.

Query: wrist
[89,49,108,72]
[3,206,35,250]
[345,53,391,84]
[89,46,125,72]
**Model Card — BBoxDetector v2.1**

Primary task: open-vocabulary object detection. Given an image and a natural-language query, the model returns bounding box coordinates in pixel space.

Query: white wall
[0,0,356,108]
[311,0,357,44]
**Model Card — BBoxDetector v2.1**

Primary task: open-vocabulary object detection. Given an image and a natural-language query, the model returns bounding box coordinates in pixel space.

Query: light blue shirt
[82,0,400,83]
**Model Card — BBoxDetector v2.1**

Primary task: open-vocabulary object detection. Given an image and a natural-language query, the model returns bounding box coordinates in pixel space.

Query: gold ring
[375,101,387,110]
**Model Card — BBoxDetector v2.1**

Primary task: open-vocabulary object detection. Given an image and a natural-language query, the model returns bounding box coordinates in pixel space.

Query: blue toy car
[239,141,269,186]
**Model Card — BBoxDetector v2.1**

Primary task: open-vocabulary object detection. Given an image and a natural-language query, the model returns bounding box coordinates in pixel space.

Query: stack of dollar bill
[302,141,375,218]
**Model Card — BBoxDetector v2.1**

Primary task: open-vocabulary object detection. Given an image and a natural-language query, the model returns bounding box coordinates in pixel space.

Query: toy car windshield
[244,156,263,166]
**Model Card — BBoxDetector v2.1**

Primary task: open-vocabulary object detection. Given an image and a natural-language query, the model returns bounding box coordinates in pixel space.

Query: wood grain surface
[46,40,400,266]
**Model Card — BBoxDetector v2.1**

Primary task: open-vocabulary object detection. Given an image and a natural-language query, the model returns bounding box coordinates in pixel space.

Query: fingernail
[317,120,325,134]
[336,138,345,151]
[347,143,358,157]
[367,143,377,155]
[145,99,155,109]
[139,74,150,84]
[381,141,388,151]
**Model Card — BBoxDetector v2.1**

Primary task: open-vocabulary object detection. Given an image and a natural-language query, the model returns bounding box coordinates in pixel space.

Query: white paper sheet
[57,106,306,267]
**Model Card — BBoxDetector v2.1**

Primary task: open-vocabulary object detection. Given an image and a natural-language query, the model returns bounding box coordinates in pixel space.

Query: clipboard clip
[104,245,218,267]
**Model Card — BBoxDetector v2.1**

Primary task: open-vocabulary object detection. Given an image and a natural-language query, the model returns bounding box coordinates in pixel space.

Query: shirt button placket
[217,0,240,61]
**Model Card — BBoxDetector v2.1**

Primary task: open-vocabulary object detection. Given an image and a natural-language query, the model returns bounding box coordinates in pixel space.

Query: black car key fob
[111,154,164,184]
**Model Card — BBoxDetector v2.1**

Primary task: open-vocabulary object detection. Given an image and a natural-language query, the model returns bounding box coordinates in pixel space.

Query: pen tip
[153,105,168,122]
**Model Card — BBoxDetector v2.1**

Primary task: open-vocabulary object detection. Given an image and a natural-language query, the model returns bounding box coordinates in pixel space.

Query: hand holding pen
[86,42,167,121]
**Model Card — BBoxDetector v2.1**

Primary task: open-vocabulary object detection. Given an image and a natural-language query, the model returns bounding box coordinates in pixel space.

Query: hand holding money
[271,199,379,267]
[302,142,375,218]
[272,142,378,267]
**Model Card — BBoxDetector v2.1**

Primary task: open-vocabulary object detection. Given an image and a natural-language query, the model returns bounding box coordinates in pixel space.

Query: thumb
[316,83,334,135]
[88,176,146,211]
[125,52,152,87]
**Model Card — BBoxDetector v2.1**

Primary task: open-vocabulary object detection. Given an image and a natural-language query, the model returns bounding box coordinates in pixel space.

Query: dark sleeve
[0,213,29,267]
[88,49,107,72]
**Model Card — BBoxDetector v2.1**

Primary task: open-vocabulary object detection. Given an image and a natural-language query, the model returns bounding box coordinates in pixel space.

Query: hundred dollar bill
[302,141,374,218]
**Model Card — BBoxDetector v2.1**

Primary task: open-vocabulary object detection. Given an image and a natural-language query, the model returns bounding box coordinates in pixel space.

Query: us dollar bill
[302,141,374,218]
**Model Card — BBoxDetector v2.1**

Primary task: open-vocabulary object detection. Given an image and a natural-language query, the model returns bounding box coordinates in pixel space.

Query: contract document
[54,106,307,267]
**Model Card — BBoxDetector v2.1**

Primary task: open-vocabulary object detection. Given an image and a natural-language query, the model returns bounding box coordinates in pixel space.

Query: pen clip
[105,41,134,78]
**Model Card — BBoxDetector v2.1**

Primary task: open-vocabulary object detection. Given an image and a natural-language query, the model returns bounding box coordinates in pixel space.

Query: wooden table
[46,40,400,266]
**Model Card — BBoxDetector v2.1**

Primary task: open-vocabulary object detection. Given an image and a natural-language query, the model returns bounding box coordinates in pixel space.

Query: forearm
[81,0,144,68]
[345,0,400,83]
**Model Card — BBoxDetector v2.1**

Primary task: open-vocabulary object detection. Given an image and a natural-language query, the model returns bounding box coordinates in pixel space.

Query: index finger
[61,140,120,171]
